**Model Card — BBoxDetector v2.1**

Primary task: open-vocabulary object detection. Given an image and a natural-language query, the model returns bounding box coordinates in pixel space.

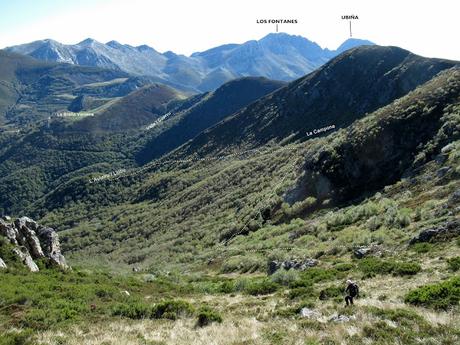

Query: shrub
[334,263,355,272]
[367,216,382,231]
[112,302,150,319]
[367,306,425,326]
[319,285,343,301]
[288,286,314,300]
[216,280,236,294]
[270,269,299,286]
[0,330,34,345]
[358,258,421,277]
[404,277,460,310]
[291,268,340,288]
[410,242,433,253]
[275,300,315,318]
[245,279,279,295]
[196,307,222,327]
[447,257,460,272]
[358,258,394,277]
[392,262,422,276]
[220,256,263,273]
[151,300,195,320]
[112,299,195,320]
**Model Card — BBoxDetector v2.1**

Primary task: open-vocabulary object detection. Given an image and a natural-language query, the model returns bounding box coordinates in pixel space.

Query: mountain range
[5,34,374,92]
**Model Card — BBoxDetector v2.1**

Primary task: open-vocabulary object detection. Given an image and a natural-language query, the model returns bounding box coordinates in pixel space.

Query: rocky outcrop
[353,243,384,259]
[409,220,460,245]
[12,247,39,272]
[0,257,7,269]
[0,216,69,271]
[268,258,318,275]
[448,189,460,206]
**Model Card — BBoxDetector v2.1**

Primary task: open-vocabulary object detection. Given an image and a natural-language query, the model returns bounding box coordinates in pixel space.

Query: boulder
[448,189,460,206]
[14,217,44,258]
[436,166,451,178]
[268,258,318,275]
[13,247,39,272]
[0,219,18,245]
[268,261,279,275]
[37,226,68,269]
[300,307,321,319]
[434,154,448,165]
[409,220,460,244]
[0,257,7,269]
[329,314,356,322]
[353,244,383,259]
[441,143,455,154]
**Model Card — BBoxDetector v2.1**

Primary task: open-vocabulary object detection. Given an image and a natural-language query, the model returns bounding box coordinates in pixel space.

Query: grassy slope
[0,60,459,345]
[70,84,187,131]
[0,50,158,127]
[135,77,286,164]
[35,67,458,271]
[175,46,458,157]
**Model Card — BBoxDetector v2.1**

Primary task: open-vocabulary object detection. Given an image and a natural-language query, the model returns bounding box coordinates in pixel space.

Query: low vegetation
[405,276,460,310]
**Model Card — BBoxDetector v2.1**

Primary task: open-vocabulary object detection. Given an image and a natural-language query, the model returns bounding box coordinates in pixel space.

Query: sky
[0,0,459,60]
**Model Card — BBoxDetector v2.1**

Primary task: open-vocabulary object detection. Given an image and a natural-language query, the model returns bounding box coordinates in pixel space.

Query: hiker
[345,279,359,306]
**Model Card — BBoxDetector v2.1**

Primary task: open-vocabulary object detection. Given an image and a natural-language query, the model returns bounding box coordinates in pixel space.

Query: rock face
[448,189,460,206]
[0,216,68,271]
[268,258,318,275]
[0,257,7,269]
[12,247,39,272]
[353,244,384,259]
[409,220,460,245]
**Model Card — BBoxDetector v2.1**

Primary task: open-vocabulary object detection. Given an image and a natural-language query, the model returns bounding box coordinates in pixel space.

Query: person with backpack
[345,279,359,306]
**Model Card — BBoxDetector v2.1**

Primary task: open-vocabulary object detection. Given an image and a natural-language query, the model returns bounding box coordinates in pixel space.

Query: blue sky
[0,0,459,59]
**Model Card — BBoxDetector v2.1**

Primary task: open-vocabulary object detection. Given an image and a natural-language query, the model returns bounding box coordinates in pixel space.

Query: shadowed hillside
[175,46,458,157]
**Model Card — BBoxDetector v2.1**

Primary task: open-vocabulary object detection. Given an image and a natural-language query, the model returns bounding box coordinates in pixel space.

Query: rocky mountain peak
[0,216,68,271]
[78,38,98,46]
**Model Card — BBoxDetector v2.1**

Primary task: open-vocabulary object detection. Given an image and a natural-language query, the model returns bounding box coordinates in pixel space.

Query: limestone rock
[353,244,383,259]
[300,307,321,319]
[0,257,7,269]
[268,258,318,275]
[436,166,451,178]
[329,314,356,322]
[14,217,44,258]
[0,219,18,245]
[441,143,455,154]
[12,247,39,272]
[448,189,460,206]
[0,216,69,271]
[37,226,68,268]
[409,220,460,245]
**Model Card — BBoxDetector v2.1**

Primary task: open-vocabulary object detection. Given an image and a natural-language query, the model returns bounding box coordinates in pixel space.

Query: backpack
[348,283,359,297]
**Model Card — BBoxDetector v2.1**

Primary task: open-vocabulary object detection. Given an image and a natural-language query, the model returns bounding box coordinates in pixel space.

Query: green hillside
[0,50,160,127]
[177,46,458,156]
[0,48,459,345]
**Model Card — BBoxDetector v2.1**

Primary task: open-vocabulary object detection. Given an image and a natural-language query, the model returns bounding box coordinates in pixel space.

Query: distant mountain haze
[6,34,374,92]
